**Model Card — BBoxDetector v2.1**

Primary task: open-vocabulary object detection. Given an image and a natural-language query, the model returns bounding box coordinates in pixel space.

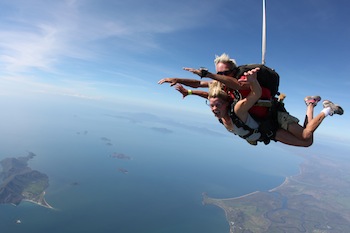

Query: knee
[301,138,313,147]
[301,132,314,145]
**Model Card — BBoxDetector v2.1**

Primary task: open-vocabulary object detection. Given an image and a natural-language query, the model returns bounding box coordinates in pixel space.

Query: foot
[323,100,344,116]
[304,96,321,107]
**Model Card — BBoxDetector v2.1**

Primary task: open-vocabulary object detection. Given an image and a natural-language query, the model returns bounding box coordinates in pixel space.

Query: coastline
[24,199,54,209]
[23,191,55,210]
[268,176,288,192]
[201,159,305,233]
[203,162,302,203]
[201,153,350,232]
[203,191,261,202]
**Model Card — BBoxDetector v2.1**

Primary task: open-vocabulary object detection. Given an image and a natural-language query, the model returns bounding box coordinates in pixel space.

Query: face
[216,62,234,76]
[209,97,228,118]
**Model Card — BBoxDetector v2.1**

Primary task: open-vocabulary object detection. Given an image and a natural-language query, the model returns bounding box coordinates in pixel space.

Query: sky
[0,0,349,144]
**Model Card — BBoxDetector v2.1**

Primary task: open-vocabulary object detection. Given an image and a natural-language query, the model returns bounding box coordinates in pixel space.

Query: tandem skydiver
[158,53,344,146]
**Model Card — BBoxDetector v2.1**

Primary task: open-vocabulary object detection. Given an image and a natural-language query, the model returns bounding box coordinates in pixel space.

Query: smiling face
[209,97,229,118]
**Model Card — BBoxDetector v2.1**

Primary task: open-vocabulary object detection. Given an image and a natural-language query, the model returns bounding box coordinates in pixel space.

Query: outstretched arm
[183,67,250,90]
[175,84,208,99]
[234,68,262,122]
[158,77,209,88]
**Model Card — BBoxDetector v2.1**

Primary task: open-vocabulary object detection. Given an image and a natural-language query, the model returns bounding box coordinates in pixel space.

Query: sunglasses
[205,99,226,108]
[216,70,233,76]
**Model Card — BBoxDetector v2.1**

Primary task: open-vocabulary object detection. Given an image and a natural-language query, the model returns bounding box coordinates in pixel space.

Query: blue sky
[0,0,349,144]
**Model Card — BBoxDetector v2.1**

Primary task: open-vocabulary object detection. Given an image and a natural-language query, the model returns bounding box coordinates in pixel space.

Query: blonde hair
[213,53,237,70]
[208,81,230,101]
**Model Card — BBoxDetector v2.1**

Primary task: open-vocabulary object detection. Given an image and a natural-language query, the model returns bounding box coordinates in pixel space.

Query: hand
[175,84,188,99]
[238,68,260,83]
[183,67,202,77]
[158,78,178,86]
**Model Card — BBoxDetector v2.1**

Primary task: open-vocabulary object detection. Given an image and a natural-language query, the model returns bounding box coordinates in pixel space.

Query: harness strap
[228,101,279,144]
[229,104,259,140]
[220,99,284,145]
[256,98,285,144]
[224,87,242,104]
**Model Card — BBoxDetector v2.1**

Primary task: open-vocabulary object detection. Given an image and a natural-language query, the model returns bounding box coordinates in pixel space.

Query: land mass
[203,153,350,233]
[0,152,53,209]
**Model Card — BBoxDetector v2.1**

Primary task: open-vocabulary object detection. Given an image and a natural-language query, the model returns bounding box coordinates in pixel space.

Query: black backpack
[235,64,280,97]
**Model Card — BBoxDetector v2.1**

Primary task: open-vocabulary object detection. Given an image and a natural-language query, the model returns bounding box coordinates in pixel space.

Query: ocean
[0,96,303,233]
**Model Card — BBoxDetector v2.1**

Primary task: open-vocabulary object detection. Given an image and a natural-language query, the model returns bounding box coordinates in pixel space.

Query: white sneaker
[322,100,344,116]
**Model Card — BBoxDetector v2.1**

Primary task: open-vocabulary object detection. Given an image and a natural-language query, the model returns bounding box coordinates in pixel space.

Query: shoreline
[203,191,261,202]
[23,191,55,210]
[201,164,305,233]
[23,199,55,209]
[201,153,350,232]
[209,163,304,202]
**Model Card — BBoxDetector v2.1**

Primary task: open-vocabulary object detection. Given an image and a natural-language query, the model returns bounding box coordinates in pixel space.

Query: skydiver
[158,54,344,146]
[209,81,343,146]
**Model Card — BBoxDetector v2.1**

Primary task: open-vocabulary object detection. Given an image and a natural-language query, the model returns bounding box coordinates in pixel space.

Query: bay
[0,97,302,233]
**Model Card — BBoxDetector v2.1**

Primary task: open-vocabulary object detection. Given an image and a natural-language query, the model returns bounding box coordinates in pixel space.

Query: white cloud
[0,0,222,72]
[0,24,60,71]
[0,74,102,100]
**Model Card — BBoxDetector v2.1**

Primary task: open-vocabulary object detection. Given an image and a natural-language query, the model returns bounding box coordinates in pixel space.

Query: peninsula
[203,153,350,233]
[0,152,53,209]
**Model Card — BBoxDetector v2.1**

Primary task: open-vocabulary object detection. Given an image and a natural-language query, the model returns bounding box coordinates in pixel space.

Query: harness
[229,105,261,140]
[221,98,283,145]
[222,89,260,140]
[224,87,241,105]
[219,64,283,145]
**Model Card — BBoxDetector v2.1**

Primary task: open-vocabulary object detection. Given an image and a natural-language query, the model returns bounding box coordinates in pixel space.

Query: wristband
[199,67,208,78]
[188,89,193,95]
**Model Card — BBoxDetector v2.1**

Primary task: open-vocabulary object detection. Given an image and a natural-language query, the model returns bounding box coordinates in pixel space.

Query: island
[0,152,53,209]
[118,168,129,174]
[203,153,350,233]
[111,152,131,160]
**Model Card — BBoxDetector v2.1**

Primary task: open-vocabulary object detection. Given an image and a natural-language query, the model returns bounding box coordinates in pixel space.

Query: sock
[322,107,331,117]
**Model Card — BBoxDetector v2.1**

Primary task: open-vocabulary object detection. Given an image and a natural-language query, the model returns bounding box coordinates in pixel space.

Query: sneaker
[304,96,321,107]
[322,100,344,116]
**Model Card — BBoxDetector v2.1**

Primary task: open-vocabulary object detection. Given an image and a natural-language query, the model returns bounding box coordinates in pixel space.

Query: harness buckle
[265,130,273,138]
[254,129,259,134]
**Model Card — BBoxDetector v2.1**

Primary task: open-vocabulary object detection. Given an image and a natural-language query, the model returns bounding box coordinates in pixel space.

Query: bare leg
[275,128,311,147]
[278,112,326,147]
[302,112,325,139]
[276,99,343,147]
[303,104,314,127]
[303,96,320,127]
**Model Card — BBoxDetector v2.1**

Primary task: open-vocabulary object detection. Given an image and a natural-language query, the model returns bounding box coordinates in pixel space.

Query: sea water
[0,97,302,233]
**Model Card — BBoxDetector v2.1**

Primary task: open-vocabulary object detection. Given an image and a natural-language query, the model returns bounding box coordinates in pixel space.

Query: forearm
[206,72,249,90]
[175,83,208,99]
[176,78,208,88]
[250,80,262,100]
[188,89,209,99]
